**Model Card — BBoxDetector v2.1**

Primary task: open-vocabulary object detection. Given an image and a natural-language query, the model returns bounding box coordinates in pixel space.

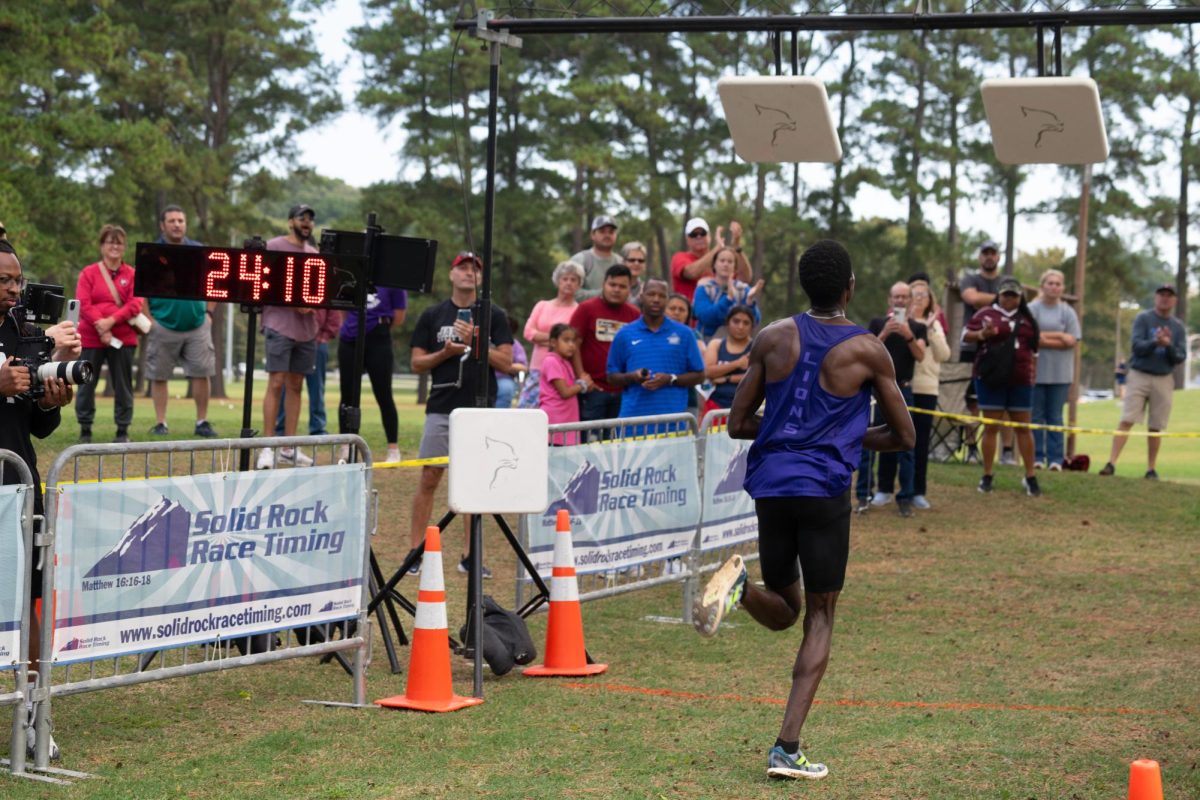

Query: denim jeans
[1032,382,1070,466]
[275,341,328,435]
[856,385,915,500]
[495,375,516,409]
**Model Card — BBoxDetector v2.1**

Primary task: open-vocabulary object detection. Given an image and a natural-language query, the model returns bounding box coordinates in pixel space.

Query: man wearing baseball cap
[1100,283,1187,479]
[957,239,1012,462]
[258,203,322,469]
[571,215,622,301]
[670,216,752,301]
[407,250,513,577]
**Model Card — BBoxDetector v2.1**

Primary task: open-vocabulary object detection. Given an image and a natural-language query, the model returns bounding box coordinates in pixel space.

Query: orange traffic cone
[376,527,483,712]
[524,510,607,677]
[1128,759,1163,800]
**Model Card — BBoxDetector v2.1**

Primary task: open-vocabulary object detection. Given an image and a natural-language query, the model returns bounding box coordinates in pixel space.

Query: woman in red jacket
[75,224,142,443]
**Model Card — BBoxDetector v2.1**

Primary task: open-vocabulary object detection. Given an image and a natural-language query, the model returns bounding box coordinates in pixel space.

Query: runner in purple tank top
[693,240,914,782]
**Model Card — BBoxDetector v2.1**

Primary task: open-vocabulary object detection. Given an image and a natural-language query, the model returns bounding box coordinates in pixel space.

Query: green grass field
[6,381,1199,798]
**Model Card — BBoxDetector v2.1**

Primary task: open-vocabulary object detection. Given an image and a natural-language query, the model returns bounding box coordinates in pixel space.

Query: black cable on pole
[453,8,1200,35]
[1054,25,1063,76]
[1036,25,1045,76]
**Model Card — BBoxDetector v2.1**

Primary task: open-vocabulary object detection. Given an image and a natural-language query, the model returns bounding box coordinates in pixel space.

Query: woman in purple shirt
[338,287,407,463]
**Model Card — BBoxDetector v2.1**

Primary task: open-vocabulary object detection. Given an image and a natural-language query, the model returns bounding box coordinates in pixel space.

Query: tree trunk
[903,30,929,274]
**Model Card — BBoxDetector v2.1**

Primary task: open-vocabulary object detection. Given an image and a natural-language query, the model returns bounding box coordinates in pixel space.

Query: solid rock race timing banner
[525,437,701,576]
[0,485,26,669]
[51,464,367,664]
[699,428,758,551]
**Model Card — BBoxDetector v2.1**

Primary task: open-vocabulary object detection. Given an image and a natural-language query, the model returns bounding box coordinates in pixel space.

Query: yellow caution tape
[905,406,1200,438]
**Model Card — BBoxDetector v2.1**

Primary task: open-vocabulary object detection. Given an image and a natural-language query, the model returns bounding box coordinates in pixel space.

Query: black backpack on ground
[459,596,537,676]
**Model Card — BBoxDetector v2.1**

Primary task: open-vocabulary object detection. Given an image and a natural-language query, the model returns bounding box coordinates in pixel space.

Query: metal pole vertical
[466,39,503,698]
[1067,164,1091,459]
[1036,26,1045,76]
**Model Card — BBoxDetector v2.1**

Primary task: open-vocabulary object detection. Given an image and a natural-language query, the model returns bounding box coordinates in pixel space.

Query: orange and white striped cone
[376,526,483,712]
[524,510,607,677]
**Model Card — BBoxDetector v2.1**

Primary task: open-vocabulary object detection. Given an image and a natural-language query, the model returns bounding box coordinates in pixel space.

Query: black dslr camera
[12,282,92,398]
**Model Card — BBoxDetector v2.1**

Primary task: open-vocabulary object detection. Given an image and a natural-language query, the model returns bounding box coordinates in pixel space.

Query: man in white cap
[571,214,621,301]
[671,217,751,301]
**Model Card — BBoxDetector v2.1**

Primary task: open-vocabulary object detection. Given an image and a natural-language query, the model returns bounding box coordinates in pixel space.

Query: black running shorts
[754,493,851,594]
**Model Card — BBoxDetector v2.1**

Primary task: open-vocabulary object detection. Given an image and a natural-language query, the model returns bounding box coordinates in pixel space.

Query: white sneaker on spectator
[1048,462,1063,472]
[256,448,274,470]
[336,444,350,464]
[869,492,891,507]
[279,448,313,467]
[1000,449,1018,466]
[383,447,401,464]
[911,495,931,510]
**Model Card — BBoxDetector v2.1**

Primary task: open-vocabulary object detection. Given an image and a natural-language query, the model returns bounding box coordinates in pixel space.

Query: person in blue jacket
[692,246,763,338]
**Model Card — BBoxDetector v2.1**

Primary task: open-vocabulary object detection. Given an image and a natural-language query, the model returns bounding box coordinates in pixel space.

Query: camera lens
[36,360,93,386]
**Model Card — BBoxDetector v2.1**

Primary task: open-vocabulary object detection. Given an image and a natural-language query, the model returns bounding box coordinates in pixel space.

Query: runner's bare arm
[728,323,785,440]
[862,340,915,452]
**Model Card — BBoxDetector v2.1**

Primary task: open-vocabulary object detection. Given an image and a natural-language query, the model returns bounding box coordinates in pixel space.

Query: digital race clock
[134,243,366,309]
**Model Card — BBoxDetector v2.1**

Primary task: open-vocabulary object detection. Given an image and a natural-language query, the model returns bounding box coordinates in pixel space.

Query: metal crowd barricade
[0,450,37,781]
[29,435,375,781]
[516,413,700,615]
[683,409,762,624]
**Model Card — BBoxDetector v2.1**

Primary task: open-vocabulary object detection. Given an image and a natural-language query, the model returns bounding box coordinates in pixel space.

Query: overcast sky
[291,0,1179,264]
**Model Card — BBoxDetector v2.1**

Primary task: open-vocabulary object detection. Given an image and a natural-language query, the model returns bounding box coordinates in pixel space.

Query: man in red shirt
[570,263,639,425]
[670,217,754,300]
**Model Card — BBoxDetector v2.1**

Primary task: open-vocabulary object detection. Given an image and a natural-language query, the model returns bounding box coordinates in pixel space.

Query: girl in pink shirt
[539,324,591,445]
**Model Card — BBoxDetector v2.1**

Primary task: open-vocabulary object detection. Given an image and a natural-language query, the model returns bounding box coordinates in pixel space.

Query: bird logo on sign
[1020,106,1065,148]
[486,436,519,490]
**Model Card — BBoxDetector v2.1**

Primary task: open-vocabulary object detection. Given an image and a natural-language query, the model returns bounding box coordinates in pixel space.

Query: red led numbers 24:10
[204,251,328,305]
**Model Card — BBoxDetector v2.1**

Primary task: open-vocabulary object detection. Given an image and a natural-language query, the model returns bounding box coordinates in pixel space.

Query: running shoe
[194,420,218,438]
[1000,448,1017,466]
[278,447,313,467]
[978,474,994,493]
[869,492,891,507]
[964,445,981,464]
[1099,462,1115,476]
[911,494,931,510]
[693,554,747,637]
[256,448,275,470]
[1048,462,1063,472]
[766,745,828,780]
[407,557,422,576]
[457,558,493,579]
[854,497,871,514]
[78,428,92,444]
[1144,469,1159,481]
[150,422,170,436]
[1022,475,1042,497]
[897,499,913,518]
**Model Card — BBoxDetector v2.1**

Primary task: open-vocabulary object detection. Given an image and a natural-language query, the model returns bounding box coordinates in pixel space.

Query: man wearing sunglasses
[670,217,752,301]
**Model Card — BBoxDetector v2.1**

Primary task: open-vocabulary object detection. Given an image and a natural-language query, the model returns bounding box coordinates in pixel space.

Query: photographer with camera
[0,239,73,759]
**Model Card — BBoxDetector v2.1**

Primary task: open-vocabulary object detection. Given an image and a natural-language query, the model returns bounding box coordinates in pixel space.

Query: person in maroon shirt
[569,263,640,426]
[962,277,1041,496]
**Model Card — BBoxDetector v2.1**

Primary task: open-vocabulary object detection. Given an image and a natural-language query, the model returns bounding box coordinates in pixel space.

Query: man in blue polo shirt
[607,279,705,428]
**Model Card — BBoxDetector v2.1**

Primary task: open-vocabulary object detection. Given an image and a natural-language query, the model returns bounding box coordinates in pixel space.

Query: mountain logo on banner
[60,638,83,651]
[545,461,600,517]
[714,445,749,495]
[85,496,192,578]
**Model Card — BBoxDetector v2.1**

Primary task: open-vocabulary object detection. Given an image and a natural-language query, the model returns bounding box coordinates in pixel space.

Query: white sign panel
[718,76,842,163]
[981,77,1109,165]
[448,408,549,514]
